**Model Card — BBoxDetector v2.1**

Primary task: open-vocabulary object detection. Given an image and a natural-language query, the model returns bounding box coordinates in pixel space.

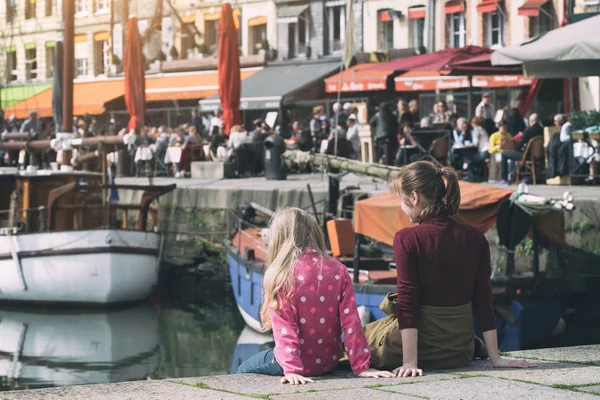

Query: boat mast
[62,0,74,133]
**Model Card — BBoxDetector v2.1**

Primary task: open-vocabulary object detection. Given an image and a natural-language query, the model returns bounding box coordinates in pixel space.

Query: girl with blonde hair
[237,207,393,384]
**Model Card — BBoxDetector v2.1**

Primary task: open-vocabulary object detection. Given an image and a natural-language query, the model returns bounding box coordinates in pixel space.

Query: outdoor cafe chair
[516,135,545,185]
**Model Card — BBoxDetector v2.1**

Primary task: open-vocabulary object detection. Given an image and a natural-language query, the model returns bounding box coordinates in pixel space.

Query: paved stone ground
[3,346,599,399]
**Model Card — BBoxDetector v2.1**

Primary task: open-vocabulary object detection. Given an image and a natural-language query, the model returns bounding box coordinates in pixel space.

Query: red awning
[380,10,392,21]
[395,70,470,91]
[325,63,391,93]
[477,0,500,13]
[395,70,533,92]
[518,0,549,16]
[409,7,426,19]
[365,46,492,72]
[471,75,534,88]
[442,53,523,74]
[445,1,465,14]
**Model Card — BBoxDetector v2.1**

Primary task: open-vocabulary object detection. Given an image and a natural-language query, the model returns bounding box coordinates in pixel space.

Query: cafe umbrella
[217,3,242,135]
[124,16,146,131]
[491,14,600,78]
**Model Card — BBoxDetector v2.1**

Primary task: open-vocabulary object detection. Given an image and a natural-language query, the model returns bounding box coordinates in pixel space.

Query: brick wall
[310,0,327,57]
[438,1,446,49]
[505,0,512,45]
[277,20,289,60]
[523,0,560,40]
[277,1,329,61]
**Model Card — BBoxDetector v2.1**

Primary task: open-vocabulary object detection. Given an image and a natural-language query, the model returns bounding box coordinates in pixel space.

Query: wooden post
[101,145,109,228]
[353,234,361,284]
[62,0,74,136]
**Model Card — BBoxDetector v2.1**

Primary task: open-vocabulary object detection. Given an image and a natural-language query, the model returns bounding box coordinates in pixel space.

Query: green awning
[24,43,36,50]
[5,45,16,52]
[1,84,52,110]
[45,41,56,48]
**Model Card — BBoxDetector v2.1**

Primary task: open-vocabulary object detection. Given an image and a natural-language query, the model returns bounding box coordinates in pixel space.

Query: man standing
[20,110,42,139]
[408,99,419,125]
[310,105,328,152]
[370,102,398,165]
[209,109,224,136]
[346,115,360,159]
[190,109,203,137]
[475,92,496,135]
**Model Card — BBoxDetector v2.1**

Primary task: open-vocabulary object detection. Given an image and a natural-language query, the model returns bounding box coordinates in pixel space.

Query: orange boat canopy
[354,182,513,246]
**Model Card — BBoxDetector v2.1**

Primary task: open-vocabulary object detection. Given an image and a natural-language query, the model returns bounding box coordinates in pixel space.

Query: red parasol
[218,3,241,136]
[124,16,146,131]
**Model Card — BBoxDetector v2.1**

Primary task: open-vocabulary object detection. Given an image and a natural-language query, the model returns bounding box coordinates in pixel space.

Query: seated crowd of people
[2,100,598,184]
[367,92,599,184]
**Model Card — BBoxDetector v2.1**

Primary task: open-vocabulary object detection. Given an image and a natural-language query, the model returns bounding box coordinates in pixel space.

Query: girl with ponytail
[363,161,534,377]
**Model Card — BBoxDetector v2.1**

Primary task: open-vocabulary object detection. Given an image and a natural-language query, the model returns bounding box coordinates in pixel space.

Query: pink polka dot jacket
[270,249,371,376]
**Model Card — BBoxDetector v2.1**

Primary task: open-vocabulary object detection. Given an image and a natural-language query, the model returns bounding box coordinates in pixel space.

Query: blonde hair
[260,207,327,328]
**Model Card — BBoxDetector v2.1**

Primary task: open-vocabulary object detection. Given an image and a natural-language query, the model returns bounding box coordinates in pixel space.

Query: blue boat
[225,187,576,351]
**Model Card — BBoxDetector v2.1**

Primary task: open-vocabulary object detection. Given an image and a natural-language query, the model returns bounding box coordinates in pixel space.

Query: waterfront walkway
[113,173,600,214]
[117,173,600,200]
[4,345,599,399]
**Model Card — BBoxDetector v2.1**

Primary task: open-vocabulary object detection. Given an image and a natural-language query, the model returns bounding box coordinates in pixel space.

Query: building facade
[1,0,598,115]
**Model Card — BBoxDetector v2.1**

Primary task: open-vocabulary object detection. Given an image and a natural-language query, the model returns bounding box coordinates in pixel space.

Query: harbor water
[0,263,251,392]
[1,254,599,392]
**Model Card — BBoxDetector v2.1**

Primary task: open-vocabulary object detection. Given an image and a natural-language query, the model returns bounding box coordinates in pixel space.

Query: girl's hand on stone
[491,356,537,369]
[281,374,314,385]
[357,368,396,379]
[393,363,423,378]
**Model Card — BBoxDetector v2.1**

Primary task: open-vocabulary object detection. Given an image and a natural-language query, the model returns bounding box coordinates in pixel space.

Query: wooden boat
[225,182,578,351]
[0,304,159,390]
[0,170,175,305]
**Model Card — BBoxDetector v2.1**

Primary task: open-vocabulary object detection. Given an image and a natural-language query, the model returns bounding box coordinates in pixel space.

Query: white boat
[0,230,162,304]
[0,170,175,305]
[0,305,159,389]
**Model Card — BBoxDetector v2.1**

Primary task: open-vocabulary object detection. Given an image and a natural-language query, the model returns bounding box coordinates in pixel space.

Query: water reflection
[230,327,274,374]
[0,305,159,391]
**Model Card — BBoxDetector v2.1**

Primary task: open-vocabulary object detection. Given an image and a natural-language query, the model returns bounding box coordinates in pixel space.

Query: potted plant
[169,46,179,60]
[156,50,166,62]
[569,110,587,130]
[586,110,600,132]
[197,43,209,59]
[258,39,270,57]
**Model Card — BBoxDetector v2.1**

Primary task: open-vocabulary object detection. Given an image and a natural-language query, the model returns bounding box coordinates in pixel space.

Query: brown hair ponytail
[389,161,461,223]
[440,167,460,215]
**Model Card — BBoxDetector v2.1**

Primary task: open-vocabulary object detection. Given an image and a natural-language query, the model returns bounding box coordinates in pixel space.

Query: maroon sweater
[394,215,496,333]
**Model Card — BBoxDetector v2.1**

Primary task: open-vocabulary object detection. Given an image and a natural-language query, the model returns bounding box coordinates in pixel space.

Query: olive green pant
[362,293,475,370]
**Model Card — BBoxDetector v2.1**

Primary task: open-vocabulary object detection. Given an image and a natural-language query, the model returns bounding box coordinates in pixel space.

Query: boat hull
[0,230,162,305]
[226,244,565,351]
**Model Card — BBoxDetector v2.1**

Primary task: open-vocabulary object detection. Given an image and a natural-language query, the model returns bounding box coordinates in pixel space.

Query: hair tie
[437,168,443,177]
